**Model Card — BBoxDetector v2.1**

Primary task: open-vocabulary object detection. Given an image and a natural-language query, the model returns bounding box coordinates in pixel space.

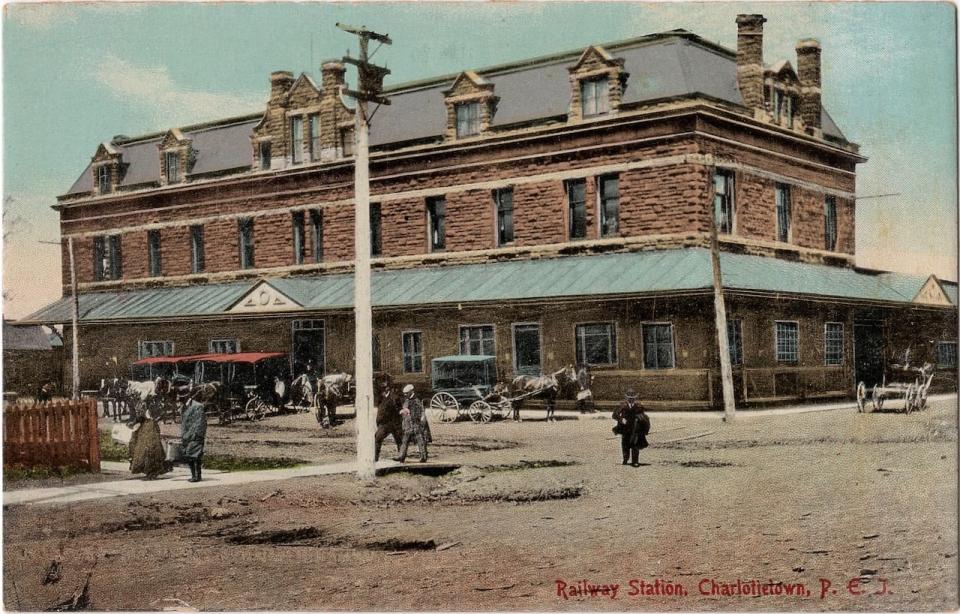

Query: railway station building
[23,14,958,409]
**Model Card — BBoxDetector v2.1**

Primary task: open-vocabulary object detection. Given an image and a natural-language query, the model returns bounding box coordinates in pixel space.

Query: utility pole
[40,238,80,400]
[709,175,736,422]
[338,22,391,480]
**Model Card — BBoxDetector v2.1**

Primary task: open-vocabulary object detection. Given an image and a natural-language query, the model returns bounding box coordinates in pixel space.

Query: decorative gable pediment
[158,129,193,185]
[159,128,190,150]
[914,275,952,306]
[92,142,122,163]
[228,280,303,314]
[443,71,499,141]
[567,45,627,122]
[285,73,322,107]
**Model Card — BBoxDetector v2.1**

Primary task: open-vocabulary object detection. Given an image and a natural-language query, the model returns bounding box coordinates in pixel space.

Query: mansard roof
[64,29,848,197]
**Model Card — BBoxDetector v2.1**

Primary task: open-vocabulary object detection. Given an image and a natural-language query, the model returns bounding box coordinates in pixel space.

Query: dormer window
[580,77,610,117]
[97,165,112,194]
[258,141,271,170]
[309,114,321,161]
[291,116,304,164]
[455,102,481,138]
[770,86,797,126]
[164,151,180,183]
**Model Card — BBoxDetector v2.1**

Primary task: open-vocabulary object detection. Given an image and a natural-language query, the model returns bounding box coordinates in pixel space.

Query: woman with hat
[180,384,214,482]
[394,384,428,463]
[128,405,170,480]
[613,388,650,467]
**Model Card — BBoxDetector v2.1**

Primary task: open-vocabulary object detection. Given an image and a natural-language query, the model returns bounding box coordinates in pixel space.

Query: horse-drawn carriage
[427,355,577,423]
[856,361,934,414]
[193,352,289,424]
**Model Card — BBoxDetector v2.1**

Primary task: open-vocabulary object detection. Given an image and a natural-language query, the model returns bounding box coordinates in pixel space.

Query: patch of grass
[203,455,305,472]
[3,464,86,482]
[478,459,579,472]
[99,431,130,462]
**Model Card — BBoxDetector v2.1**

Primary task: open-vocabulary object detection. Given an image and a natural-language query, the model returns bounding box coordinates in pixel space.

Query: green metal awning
[19,248,954,324]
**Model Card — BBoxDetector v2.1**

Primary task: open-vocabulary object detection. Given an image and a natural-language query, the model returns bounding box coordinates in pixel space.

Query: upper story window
[258,141,271,170]
[147,230,162,277]
[455,102,481,138]
[93,235,122,281]
[494,188,514,246]
[290,116,305,164]
[714,170,736,234]
[824,196,838,251]
[370,203,382,257]
[238,217,255,269]
[598,174,619,237]
[776,184,792,242]
[580,77,609,117]
[775,321,799,363]
[567,179,587,240]
[427,196,446,252]
[164,151,181,184]
[292,211,305,265]
[310,209,323,263]
[309,114,321,161]
[96,165,112,194]
[190,225,205,274]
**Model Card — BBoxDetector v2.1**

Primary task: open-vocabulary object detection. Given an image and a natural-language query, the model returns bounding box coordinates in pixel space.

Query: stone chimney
[321,61,346,92]
[796,39,822,130]
[735,14,767,111]
[269,70,295,103]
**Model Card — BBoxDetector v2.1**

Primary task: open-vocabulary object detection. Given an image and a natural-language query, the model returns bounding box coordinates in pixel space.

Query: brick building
[21,14,958,408]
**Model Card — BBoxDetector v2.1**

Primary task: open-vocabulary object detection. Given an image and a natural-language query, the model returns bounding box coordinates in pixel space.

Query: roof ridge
[112,113,264,146]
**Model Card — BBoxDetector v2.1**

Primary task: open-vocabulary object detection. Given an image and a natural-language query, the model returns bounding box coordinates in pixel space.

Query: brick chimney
[796,39,822,130]
[735,14,767,111]
[321,61,346,92]
[269,70,295,103]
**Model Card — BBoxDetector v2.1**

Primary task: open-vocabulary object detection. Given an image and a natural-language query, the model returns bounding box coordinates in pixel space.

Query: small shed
[3,320,64,397]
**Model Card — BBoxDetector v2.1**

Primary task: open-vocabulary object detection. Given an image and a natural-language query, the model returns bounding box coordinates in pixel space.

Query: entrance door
[854,322,885,388]
[292,320,325,376]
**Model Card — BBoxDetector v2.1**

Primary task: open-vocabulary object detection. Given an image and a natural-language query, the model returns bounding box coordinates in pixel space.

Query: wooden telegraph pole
[40,238,80,400]
[709,173,736,422]
[338,23,391,479]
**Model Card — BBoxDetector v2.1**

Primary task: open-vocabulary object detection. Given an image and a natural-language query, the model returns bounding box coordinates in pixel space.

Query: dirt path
[4,400,957,611]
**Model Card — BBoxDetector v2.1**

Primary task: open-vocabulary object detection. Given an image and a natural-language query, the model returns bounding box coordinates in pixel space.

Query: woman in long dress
[128,408,169,479]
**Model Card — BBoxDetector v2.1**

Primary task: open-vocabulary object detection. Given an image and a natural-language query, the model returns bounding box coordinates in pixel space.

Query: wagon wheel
[218,405,233,425]
[245,397,268,421]
[871,385,884,412]
[468,400,493,423]
[430,393,459,422]
[856,382,867,413]
[496,400,514,420]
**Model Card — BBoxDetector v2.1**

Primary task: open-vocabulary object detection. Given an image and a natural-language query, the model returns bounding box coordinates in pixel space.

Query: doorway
[854,322,885,388]
[292,319,325,376]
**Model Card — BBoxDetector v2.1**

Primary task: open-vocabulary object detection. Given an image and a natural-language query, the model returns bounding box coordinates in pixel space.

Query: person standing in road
[394,384,428,463]
[613,388,650,466]
[181,385,212,482]
[375,379,403,462]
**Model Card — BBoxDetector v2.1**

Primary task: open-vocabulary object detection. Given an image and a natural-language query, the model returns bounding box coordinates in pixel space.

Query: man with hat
[374,378,403,462]
[613,388,650,466]
[394,384,428,463]
[180,384,215,482]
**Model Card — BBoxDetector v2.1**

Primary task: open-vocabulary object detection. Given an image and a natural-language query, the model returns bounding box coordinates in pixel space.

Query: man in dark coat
[394,384,428,463]
[374,381,403,462]
[180,385,213,482]
[613,388,650,466]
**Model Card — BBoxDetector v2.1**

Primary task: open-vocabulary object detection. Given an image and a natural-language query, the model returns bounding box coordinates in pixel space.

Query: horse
[35,381,55,404]
[98,377,130,421]
[509,364,577,421]
[124,377,179,423]
[289,373,320,414]
[316,373,354,428]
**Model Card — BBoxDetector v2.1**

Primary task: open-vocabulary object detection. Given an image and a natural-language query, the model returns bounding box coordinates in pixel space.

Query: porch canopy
[20,248,957,324]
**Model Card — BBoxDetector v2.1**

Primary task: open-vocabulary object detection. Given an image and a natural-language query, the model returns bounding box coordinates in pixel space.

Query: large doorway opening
[854,321,885,389]
[292,319,325,376]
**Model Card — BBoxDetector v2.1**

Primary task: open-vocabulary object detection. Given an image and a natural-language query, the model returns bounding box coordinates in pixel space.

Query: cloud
[93,54,263,127]
[7,2,144,31]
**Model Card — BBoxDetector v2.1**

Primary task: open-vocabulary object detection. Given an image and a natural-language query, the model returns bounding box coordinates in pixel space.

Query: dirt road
[4,399,957,611]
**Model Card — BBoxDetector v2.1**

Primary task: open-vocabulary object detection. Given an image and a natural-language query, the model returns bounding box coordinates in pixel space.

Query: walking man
[613,388,650,466]
[375,380,403,461]
[394,384,428,463]
[181,384,212,482]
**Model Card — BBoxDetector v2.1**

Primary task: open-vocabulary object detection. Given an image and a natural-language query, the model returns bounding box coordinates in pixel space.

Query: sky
[2,1,957,319]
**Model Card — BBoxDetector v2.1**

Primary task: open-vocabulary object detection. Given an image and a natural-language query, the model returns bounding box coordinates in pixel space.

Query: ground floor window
[402,331,423,373]
[937,341,958,369]
[513,323,541,375]
[824,322,844,365]
[727,319,743,366]
[460,325,495,356]
[775,321,799,362]
[138,340,174,359]
[576,322,617,366]
[209,339,240,354]
[642,323,675,369]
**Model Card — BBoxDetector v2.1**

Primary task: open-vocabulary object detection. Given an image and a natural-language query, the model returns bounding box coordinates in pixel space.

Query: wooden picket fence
[3,399,101,471]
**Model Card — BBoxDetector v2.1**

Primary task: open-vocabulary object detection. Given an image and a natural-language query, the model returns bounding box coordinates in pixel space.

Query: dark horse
[508,365,578,421]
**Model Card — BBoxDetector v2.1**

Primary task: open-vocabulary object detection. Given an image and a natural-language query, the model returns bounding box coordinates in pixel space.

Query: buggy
[193,352,289,424]
[857,362,934,414]
[428,355,512,423]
